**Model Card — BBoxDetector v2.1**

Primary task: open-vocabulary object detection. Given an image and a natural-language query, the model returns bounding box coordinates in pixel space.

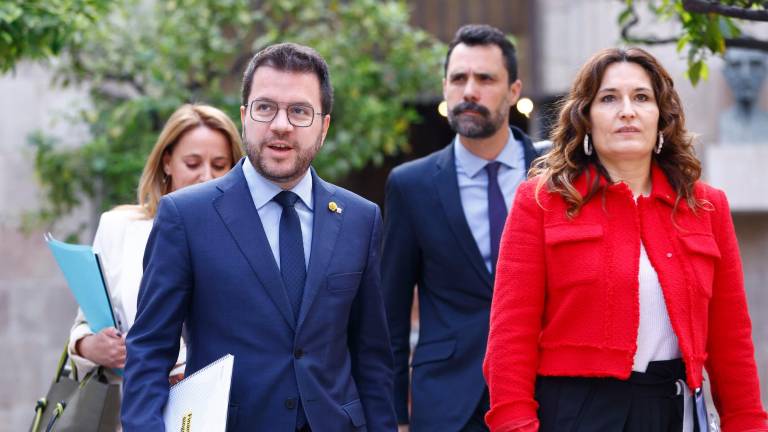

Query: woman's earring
[163,174,169,184]
[583,134,592,156]
[655,132,664,154]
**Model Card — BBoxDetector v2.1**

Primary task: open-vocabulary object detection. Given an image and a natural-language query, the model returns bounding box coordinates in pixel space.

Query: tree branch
[67,50,147,96]
[682,0,768,22]
[725,36,768,51]
[103,73,146,95]
[619,1,768,52]
[620,5,681,45]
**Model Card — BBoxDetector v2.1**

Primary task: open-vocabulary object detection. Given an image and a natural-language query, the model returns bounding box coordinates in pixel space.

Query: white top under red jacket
[483,163,767,432]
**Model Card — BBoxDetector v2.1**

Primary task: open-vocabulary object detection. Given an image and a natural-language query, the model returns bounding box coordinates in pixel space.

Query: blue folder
[45,233,120,334]
[46,233,125,375]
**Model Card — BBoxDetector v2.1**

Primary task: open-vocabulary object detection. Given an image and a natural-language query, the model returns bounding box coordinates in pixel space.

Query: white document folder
[163,354,234,432]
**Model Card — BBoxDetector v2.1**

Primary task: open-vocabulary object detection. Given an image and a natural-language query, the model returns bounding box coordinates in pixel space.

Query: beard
[447,100,508,139]
[244,127,323,186]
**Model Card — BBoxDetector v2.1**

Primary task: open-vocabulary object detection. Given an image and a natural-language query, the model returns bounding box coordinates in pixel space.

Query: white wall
[0,62,92,431]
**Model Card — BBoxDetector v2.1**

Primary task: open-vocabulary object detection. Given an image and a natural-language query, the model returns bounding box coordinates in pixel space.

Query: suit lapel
[434,143,493,288]
[297,170,343,329]
[212,164,296,330]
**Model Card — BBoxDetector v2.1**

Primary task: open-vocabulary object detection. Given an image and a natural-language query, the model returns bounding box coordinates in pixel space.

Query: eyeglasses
[248,99,323,128]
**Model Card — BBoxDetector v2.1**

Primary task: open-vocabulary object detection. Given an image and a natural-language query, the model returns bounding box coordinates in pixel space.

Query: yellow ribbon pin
[181,412,192,432]
[328,201,342,214]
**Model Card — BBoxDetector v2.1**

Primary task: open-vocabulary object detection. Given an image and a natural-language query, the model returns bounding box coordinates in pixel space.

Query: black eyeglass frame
[247,98,325,128]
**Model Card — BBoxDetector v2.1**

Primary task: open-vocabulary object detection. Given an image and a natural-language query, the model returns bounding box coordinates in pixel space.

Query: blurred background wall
[0,62,91,429]
[2,1,766,430]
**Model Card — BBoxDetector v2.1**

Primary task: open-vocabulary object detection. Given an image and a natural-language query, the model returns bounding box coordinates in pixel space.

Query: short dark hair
[445,24,518,83]
[241,42,333,115]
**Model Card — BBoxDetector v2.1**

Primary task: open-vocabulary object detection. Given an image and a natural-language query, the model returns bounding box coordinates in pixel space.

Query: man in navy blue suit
[382,25,539,431]
[122,43,396,432]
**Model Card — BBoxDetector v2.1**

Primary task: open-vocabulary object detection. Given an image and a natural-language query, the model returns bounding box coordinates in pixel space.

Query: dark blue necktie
[274,191,306,320]
[273,191,308,429]
[486,161,507,275]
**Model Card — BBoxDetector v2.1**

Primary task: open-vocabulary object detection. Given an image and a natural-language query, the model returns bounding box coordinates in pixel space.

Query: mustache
[451,102,490,117]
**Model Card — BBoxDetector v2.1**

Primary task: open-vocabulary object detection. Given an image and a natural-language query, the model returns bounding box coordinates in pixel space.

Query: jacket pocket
[326,272,363,293]
[341,399,367,428]
[411,338,456,367]
[544,224,604,289]
[679,233,720,298]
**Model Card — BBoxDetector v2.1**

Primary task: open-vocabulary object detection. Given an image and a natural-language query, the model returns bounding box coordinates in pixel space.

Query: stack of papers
[164,354,235,432]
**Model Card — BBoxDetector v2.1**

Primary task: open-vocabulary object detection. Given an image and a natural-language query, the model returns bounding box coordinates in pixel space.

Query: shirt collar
[454,128,521,178]
[242,157,314,210]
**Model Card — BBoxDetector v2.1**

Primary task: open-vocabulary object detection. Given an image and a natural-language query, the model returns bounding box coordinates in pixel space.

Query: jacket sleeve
[483,180,545,431]
[348,206,397,430]
[705,189,768,431]
[121,197,192,431]
[381,171,421,424]
[67,307,98,379]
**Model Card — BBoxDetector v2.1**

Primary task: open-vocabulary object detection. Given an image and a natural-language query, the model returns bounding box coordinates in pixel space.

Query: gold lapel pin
[328,201,342,214]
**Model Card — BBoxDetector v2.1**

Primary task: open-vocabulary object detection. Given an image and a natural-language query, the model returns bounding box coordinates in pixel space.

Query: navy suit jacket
[122,161,396,432]
[382,127,537,431]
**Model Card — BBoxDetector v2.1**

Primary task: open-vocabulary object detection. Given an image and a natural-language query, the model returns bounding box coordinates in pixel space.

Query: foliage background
[19,0,445,234]
[0,0,110,72]
[11,0,767,233]
[619,0,767,85]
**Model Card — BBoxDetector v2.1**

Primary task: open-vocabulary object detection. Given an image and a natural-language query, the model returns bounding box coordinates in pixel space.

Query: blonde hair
[531,47,702,217]
[137,104,244,217]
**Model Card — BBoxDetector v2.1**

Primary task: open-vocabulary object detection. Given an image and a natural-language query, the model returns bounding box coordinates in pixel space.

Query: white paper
[163,354,234,432]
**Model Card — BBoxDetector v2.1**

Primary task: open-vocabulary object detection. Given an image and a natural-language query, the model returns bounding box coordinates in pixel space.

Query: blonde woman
[68,104,244,384]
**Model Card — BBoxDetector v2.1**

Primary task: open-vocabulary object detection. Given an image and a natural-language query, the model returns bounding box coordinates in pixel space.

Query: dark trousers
[461,388,491,431]
[535,359,688,432]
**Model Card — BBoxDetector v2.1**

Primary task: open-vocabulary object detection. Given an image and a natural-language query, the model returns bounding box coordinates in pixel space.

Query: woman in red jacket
[483,47,767,432]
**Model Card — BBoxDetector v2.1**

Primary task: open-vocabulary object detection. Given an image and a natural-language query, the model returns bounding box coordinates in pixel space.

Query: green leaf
[698,61,709,81]
[676,34,691,52]
[617,0,754,86]
[618,7,634,26]
[686,60,704,86]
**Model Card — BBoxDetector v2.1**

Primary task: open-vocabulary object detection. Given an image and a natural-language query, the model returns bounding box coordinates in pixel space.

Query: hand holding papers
[164,354,234,432]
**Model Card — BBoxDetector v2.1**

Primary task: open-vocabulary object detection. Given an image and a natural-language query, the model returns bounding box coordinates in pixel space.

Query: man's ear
[508,79,522,106]
[320,114,331,146]
[442,77,449,102]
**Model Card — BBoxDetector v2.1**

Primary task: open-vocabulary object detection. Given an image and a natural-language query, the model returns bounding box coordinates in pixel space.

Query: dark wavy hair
[531,47,702,217]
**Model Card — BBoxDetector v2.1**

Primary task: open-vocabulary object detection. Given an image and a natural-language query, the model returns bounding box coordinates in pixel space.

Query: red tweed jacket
[483,164,767,432]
